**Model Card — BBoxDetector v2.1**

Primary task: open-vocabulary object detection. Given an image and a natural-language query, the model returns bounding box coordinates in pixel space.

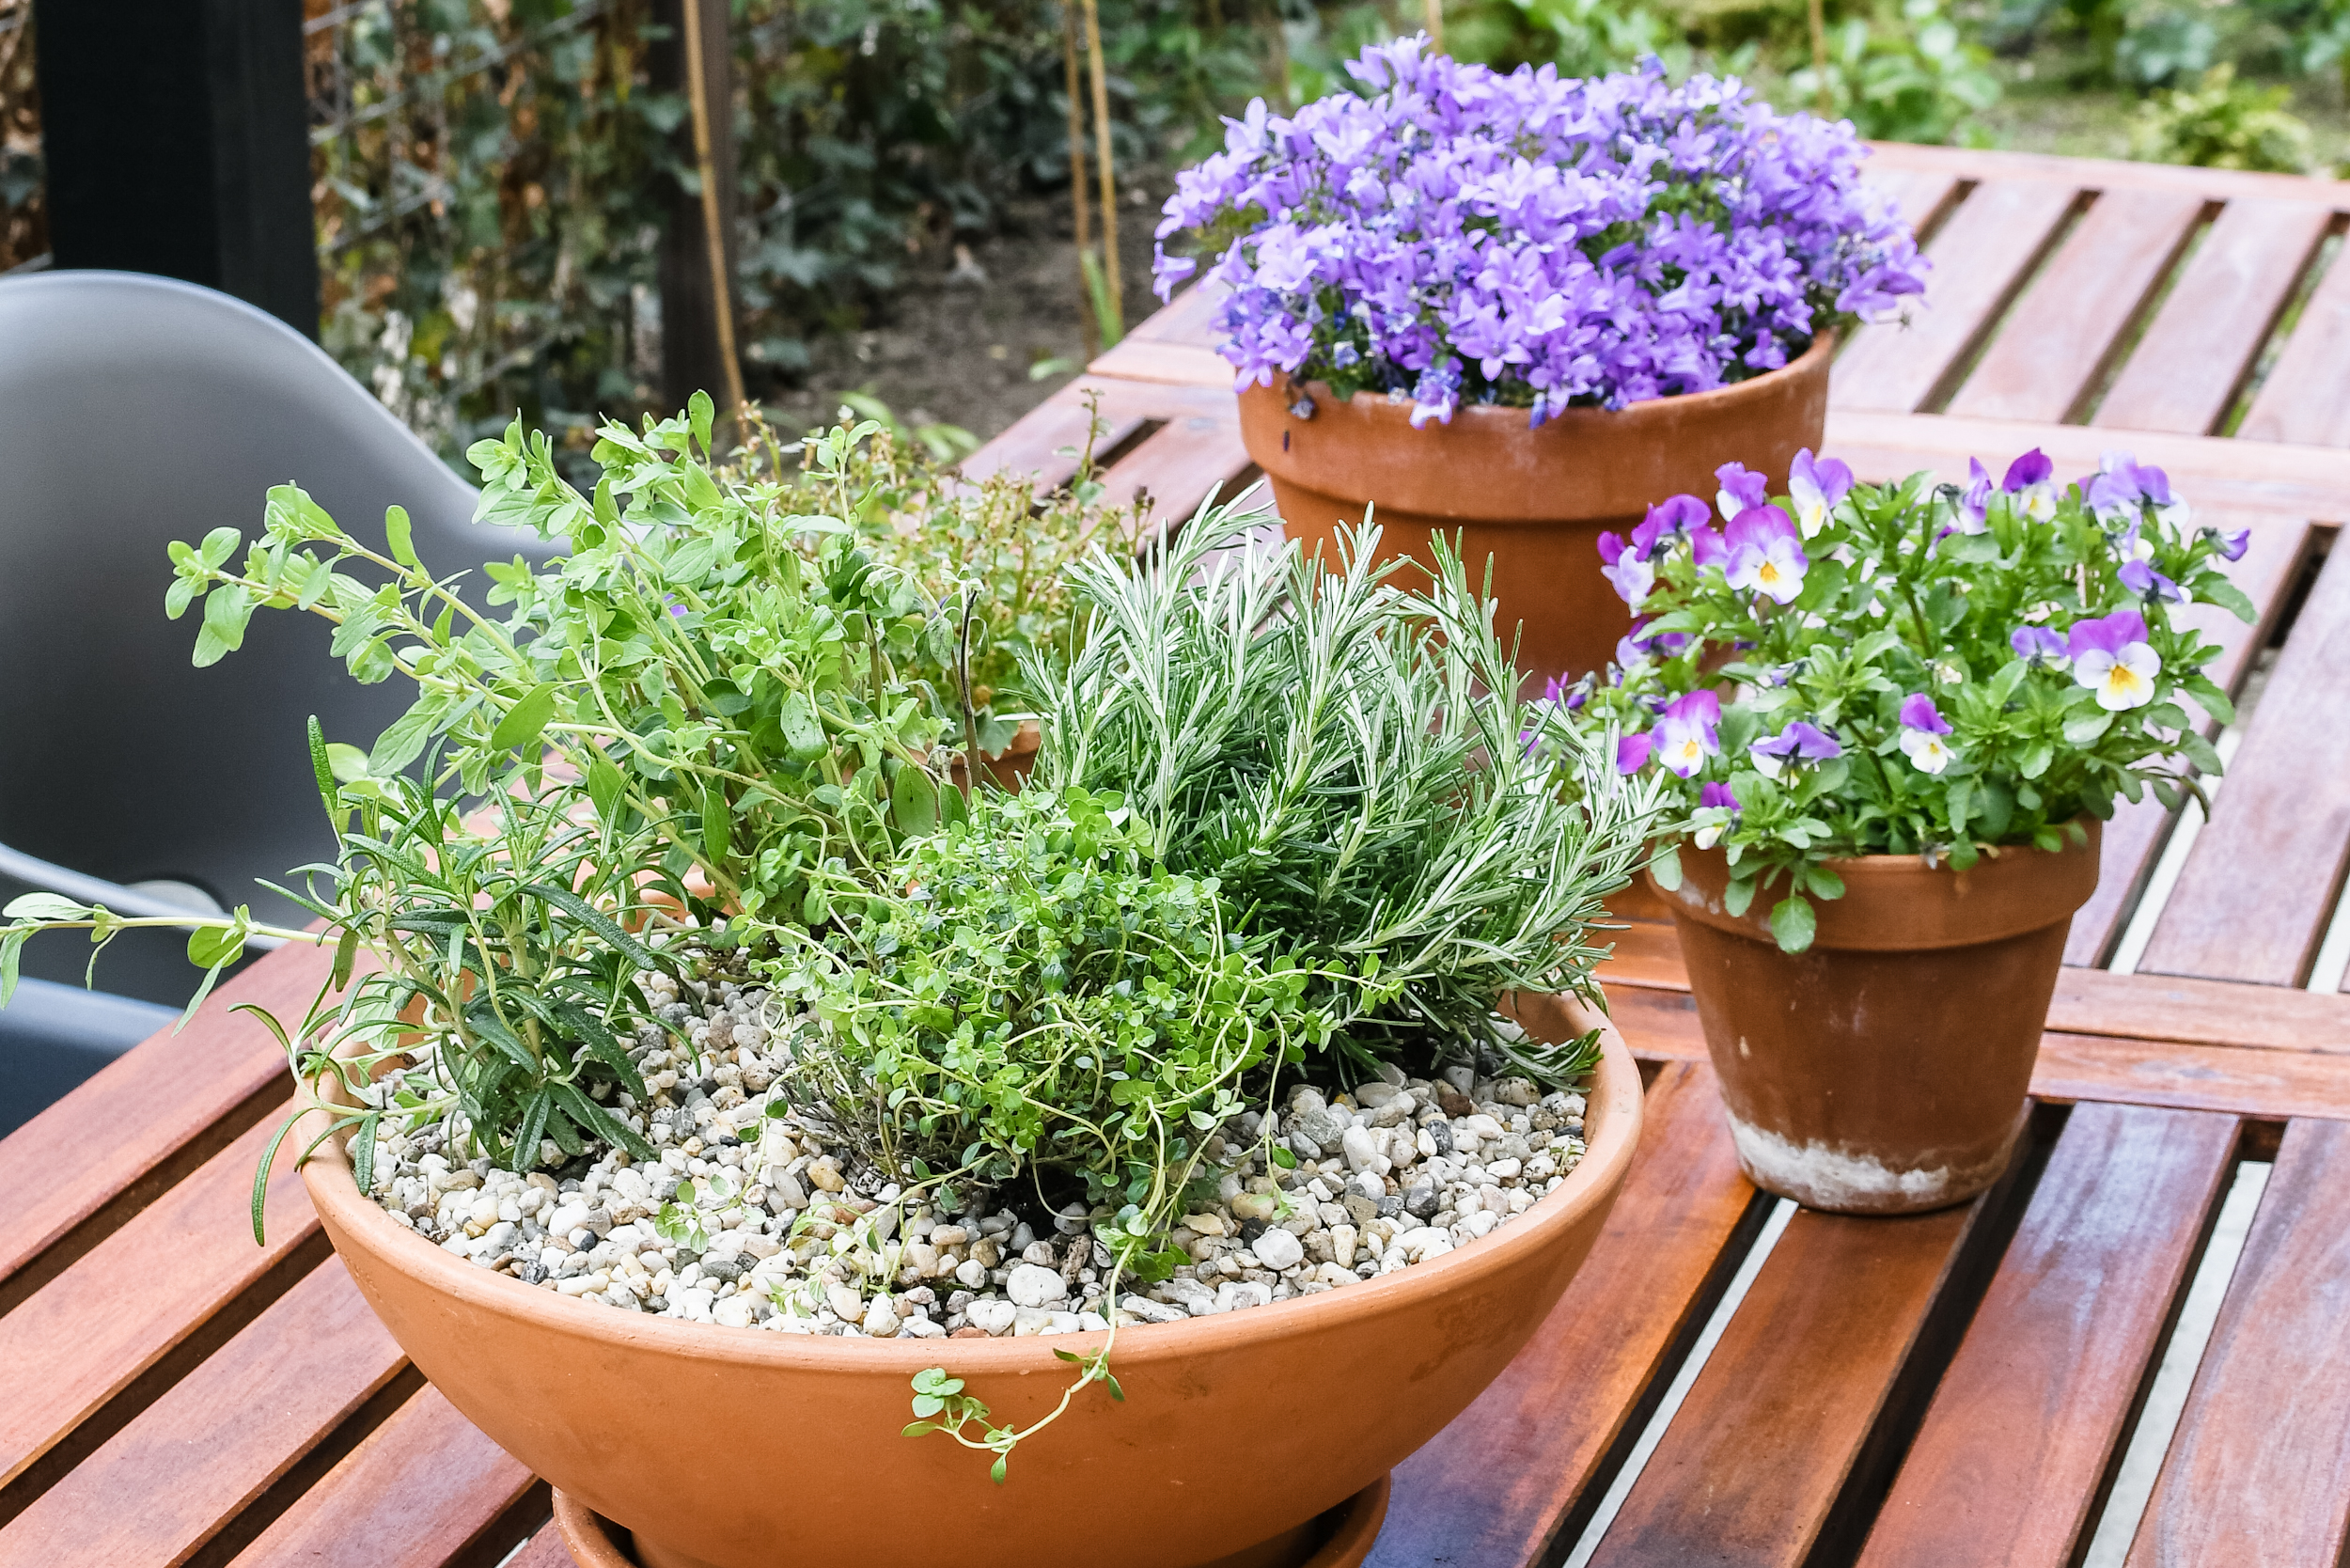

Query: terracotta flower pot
[1650,826,2101,1215]
[299,993,1643,1568]
[1236,334,1833,686]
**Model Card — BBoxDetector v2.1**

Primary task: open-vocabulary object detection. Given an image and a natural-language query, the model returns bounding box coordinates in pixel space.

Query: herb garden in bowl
[1,400,1660,1568]
[1577,447,2252,1214]
[1152,39,1929,684]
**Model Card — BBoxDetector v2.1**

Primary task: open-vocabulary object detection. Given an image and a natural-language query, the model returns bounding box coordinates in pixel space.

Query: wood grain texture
[1823,409,2350,523]
[227,1385,536,1568]
[1947,187,2206,425]
[2064,509,2311,965]
[502,1526,583,1568]
[0,1260,405,1568]
[2093,199,2335,436]
[2238,237,2350,450]
[1832,179,2080,415]
[0,1099,316,1488]
[1096,411,1252,535]
[2141,543,2350,984]
[1859,167,1964,235]
[0,949,317,1298]
[1599,917,2350,1054]
[1586,1202,1975,1568]
[1858,1104,2239,1568]
[1861,140,2350,208]
[1367,1062,1759,1568]
[956,396,1149,494]
[2126,1116,2350,1568]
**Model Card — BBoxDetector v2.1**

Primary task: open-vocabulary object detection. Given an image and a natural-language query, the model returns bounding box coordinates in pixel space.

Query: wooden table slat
[1946,187,2207,426]
[2125,1117,2350,1567]
[227,1385,538,1568]
[2063,509,2313,966]
[2239,237,2350,449]
[2142,541,2350,985]
[0,1259,406,1568]
[504,1526,583,1568]
[0,1098,317,1492]
[1856,1104,2239,1568]
[2092,197,2338,437]
[1866,166,1966,237]
[0,955,311,1301]
[1368,1061,1760,1568]
[1099,410,1253,535]
[1586,1201,1978,1567]
[958,399,1151,494]
[1831,179,2081,415]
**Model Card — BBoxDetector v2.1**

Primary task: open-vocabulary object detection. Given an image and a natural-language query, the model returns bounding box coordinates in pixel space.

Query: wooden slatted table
[6,142,2350,1568]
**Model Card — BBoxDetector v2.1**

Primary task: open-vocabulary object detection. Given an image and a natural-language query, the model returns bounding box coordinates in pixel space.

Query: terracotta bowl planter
[1650,826,2101,1215]
[299,993,1643,1568]
[1237,334,1832,686]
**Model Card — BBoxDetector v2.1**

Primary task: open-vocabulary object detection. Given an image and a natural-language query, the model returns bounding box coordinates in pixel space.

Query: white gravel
[360,967,1590,1338]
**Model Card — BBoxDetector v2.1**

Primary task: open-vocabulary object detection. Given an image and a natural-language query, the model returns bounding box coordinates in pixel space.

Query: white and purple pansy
[1716,463,1770,524]
[1897,692,1956,775]
[1653,690,1722,778]
[2068,608,2161,711]
[1617,731,1654,775]
[1724,507,1809,604]
[2205,525,2251,562]
[1749,719,1842,780]
[1596,530,1656,609]
[2002,448,2058,523]
[2119,557,2186,605]
[1788,449,1854,539]
[1693,781,1741,849]
[2011,625,2068,667]
[1953,457,1993,535]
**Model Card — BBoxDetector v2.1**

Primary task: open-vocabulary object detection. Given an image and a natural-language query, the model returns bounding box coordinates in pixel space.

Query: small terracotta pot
[1237,335,1832,686]
[948,718,1042,792]
[299,993,1642,1568]
[1651,825,2101,1215]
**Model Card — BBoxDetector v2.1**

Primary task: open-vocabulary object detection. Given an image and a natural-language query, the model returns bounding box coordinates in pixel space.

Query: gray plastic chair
[0,271,554,1124]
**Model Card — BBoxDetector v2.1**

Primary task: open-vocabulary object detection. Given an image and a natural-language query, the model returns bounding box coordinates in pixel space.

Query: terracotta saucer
[551,1472,1392,1568]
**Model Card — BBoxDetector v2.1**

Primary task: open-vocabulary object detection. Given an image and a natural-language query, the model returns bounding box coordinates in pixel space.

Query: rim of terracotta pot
[297,993,1642,1381]
[1286,329,1835,433]
[1653,820,2104,953]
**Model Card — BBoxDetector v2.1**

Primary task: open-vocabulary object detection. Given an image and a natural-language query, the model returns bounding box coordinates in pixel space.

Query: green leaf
[194,583,253,666]
[187,920,248,971]
[307,715,339,823]
[370,704,442,776]
[2062,710,2114,746]
[689,390,715,453]
[990,1456,1008,1485]
[2195,577,2255,623]
[1724,876,1757,918]
[352,1109,381,1195]
[891,765,939,838]
[490,683,559,756]
[701,783,731,864]
[250,1110,301,1245]
[384,505,419,569]
[1769,896,1817,954]
[5,892,90,922]
[332,925,360,992]
[2018,742,2054,780]
[2179,729,2224,776]
[1,929,24,1009]
[1270,1144,1297,1169]
[588,754,627,824]
[1649,844,1682,892]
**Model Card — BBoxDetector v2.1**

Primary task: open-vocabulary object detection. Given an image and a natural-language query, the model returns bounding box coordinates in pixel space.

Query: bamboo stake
[1423,0,1442,53]
[1080,0,1120,338]
[1062,3,1100,360]
[680,0,747,418]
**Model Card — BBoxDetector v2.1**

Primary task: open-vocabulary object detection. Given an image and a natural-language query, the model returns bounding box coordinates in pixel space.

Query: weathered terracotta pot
[1237,334,1832,685]
[1650,826,2100,1215]
[948,718,1042,792]
[299,993,1642,1568]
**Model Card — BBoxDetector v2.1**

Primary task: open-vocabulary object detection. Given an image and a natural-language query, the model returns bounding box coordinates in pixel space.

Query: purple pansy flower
[1597,531,1657,608]
[1723,507,1809,604]
[2067,609,2161,712]
[1716,463,1770,524]
[1952,457,1993,535]
[1897,693,1955,775]
[1694,780,1741,848]
[2011,625,2068,666]
[2002,449,2053,492]
[1617,731,1654,775]
[2120,557,2185,605]
[1788,449,1854,538]
[1653,690,1722,778]
[1749,719,1842,779]
[2208,525,2250,562]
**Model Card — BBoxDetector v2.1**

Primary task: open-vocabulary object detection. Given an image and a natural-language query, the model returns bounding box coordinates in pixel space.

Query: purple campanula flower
[2011,625,2069,667]
[1653,690,1722,778]
[1716,463,1770,524]
[1749,719,1841,779]
[1724,507,1809,604]
[1617,731,1654,775]
[2067,609,2161,712]
[1897,693,1956,775]
[1694,780,1741,849]
[1788,449,1854,539]
[2120,557,2185,605]
[2002,448,2060,524]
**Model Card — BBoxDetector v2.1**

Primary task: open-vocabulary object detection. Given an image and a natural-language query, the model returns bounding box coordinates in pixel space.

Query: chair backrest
[0,271,551,1000]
